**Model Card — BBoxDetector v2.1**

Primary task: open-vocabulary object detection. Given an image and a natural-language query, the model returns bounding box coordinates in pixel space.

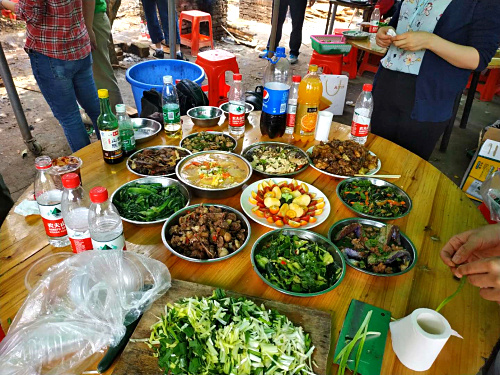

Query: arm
[2,0,44,23]
[82,0,97,50]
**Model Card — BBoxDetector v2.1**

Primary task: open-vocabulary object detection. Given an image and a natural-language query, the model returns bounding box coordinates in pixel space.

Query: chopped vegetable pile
[255,234,342,294]
[246,145,308,175]
[148,289,316,374]
[340,179,409,218]
[112,182,187,222]
[182,131,236,152]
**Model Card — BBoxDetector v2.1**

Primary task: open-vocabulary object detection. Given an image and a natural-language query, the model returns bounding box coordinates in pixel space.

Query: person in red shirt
[0,0,101,152]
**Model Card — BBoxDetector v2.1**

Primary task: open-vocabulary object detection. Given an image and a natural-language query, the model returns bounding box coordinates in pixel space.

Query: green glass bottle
[115,104,136,156]
[97,89,123,164]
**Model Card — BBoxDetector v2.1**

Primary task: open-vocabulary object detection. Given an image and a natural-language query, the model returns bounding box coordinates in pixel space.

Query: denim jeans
[142,0,180,45]
[28,51,100,152]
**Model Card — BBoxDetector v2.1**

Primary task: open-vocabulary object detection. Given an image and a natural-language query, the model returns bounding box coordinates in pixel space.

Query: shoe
[153,49,164,59]
[176,51,189,61]
[288,54,299,65]
[259,50,270,59]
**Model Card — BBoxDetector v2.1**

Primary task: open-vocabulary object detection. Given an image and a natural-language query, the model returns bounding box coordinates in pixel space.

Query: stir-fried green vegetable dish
[113,182,187,222]
[148,290,316,374]
[340,179,408,218]
[255,234,342,294]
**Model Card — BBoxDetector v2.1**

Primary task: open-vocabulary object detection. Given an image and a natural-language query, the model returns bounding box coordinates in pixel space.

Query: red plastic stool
[333,29,358,79]
[477,69,500,102]
[195,49,240,106]
[358,52,383,76]
[309,51,343,75]
[179,10,214,57]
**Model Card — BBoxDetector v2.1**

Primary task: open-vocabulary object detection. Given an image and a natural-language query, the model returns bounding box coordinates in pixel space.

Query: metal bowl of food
[161,203,251,263]
[251,229,345,297]
[241,142,310,177]
[111,176,191,225]
[126,146,191,178]
[342,30,370,40]
[131,118,162,143]
[219,102,254,119]
[175,150,253,199]
[336,177,412,220]
[180,131,237,153]
[329,218,417,277]
[187,106,223,127]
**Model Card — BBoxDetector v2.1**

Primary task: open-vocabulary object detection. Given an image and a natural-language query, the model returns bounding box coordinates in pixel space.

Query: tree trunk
[106,0,122,66]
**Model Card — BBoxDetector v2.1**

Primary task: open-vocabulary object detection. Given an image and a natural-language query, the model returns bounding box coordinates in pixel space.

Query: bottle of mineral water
[228,73,246,138]
[351,84,373,145]
[88,186,126,251]
[116,104,136,157]
[61,173,93,253]
[284,75,301,143]
[162,75,182,138]
[34,156,70,247]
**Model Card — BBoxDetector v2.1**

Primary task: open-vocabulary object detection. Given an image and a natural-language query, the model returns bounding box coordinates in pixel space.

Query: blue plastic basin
[126,60,205,113]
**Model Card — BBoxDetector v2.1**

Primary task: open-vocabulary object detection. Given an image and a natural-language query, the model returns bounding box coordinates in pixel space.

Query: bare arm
[82,0,97,50]
[0,0,19,13]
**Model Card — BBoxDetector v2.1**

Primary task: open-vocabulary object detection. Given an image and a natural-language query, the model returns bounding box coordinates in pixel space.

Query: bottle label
[39,203,68,238]
[100,130,122,152]
[286,104,297,128]
[296,104,319,134]
[163,105,181,125]
[229,102,246,127]
[262,84,290,115]
[122,137,136,151]
[67,228,93,253]
[351,111,371,137]
[92,232,126,251]
[369,21,379,33]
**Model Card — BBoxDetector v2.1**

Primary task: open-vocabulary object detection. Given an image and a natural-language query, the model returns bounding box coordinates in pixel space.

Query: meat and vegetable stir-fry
[310,140,378,176]
[168,205,247,260]
[181,132,236,152]
[246,145,308,175]
[128,147,189,176]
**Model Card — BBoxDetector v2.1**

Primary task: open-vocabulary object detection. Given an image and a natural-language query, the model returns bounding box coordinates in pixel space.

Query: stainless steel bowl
[342,30,370,40]
[219,102,254,119]
[329,218,417,277]
[187,106,223,127]
[175,150,253,199]
[180,131,237,153]
[126,146,191,178]
[161,203,251,263]
[131,118,162,143]
[241,141,311,177]
[110,176,191,225]
[251,229,346,297]
[336,177,412,220]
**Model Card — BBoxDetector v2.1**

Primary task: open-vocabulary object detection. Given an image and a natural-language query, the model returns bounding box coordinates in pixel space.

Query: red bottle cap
[62,173,81,189]
[375,4,381,8]
[363,84,373,92]
[292,75,301,83]
[233,73,242,81]
[89,186,108,203]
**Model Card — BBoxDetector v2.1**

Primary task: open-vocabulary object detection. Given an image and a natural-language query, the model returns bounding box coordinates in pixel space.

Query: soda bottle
[284,75,301,143]
[350,84,374,145]
[61,173,93,253]
[162,75,182,139]
[34,156,69,247]
[88,186,126,251]
[260,46,291,139]
[98,89,123,164]
[296,65,323,136]
[228,73,246,139]
[116,104,137,157]
[369,5,381,33]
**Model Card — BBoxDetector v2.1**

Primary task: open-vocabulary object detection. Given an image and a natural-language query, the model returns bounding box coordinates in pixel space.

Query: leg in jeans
[289,0,307,56]
[266,0,290,51]
[142,0,164,44]
[92,12,123,110]
[28,51,90,152]
[156,0,181,44]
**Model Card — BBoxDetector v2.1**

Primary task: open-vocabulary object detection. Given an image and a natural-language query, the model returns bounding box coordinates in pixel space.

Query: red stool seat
[179,10,214,57]
[196,49,240,106]
[358,52,382,76]
[309,51,343,75]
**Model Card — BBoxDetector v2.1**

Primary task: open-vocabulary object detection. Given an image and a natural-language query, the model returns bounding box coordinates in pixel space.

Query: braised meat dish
[168,205,247,259]
[129,147,189,176]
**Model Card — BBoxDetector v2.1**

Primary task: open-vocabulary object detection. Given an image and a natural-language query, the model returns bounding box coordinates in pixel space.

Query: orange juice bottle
[295,65,323,136]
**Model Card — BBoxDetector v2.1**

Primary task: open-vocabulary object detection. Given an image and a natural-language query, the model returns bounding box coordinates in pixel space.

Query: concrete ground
[0,0,499,202]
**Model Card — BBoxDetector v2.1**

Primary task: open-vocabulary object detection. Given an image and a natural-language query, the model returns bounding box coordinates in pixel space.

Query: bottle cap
[115,104,126,113]
[276,46,286,58]
[309,64,318,72]
[233,73,242,81]
[363,84,373,92]
[62,173,80,189]
[375,4,380,8]
[98,89,109,99]
[89,186,108,203]
[292,75,301,83]
[163,75,173,84]
[35,155,53,170]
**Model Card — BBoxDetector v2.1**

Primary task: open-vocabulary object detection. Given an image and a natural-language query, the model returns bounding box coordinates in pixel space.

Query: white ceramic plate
[240,178,331,230]
[306,146,381,179]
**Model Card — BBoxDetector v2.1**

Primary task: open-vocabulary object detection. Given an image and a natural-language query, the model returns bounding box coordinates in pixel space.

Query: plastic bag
[0,251,171,375]
[481,171,500,222]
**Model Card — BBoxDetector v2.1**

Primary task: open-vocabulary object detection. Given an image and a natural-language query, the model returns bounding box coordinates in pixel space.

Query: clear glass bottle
[116,104,136,157]
[162,75,182,139]
[228,73,246,138]
[284,75,301,143]
[350,84,374,145]
[97,89,123,164]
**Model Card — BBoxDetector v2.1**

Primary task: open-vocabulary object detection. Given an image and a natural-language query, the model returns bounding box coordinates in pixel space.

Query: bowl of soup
[175,151,253,198]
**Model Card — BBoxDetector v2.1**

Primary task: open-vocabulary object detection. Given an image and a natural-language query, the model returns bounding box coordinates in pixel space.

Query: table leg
[327,4,338,35]
[439,93,462,152]
[460,71,480,129]
[325,3,333,34]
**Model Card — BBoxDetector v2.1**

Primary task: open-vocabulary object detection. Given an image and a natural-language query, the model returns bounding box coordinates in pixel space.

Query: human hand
[88,29,97,51]
[455,257,500,303]
[392,31,434,51]
[376,26,396,48]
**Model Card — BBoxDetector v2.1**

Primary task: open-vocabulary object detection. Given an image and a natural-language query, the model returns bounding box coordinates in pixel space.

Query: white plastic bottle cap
[163,75,173,84]
[115,104,126,113]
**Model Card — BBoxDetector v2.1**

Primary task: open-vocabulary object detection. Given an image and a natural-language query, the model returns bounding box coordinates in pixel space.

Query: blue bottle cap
[275,47,286,58]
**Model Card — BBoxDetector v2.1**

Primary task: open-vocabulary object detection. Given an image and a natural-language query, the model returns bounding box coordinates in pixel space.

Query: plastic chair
[195,49,240,106]
[358,52,383,76]
[309,51,343,75]
[179,10,214,57]
[334,28,357,79]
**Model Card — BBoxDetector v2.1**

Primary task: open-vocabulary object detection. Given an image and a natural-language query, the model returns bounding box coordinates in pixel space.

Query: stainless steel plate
[342,30,370,40]
[180,131,237,153]
[131,118,162,143]
[126,146,191,178]
[187,106,223,128]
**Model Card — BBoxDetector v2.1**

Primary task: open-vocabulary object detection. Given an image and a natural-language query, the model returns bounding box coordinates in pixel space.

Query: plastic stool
[195,49,240,106]
[333,29,357,79]
[309,51,343,75]
[358,52,382,76]
[179,10,214,57]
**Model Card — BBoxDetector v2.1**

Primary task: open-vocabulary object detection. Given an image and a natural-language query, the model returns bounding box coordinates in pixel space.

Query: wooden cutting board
[113,279,333,375]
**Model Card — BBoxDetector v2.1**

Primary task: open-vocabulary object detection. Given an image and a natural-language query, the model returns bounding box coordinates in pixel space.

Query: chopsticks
[354,174,401,179]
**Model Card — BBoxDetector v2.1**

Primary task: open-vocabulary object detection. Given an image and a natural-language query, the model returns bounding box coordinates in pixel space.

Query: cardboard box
[319,75,348,116]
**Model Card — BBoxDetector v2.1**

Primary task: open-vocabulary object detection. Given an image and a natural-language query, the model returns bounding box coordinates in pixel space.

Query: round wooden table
[1,112,498,374]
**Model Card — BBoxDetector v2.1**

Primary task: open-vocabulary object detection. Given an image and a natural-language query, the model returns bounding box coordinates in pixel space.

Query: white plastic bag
[481,171,500,222]
[0,251,171,374]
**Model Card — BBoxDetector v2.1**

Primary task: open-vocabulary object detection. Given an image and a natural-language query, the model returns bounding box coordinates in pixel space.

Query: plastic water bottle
[88,186,126,251]
[369,5,381,33]
[116,104,136,156]
[162,75,182,139]
[228,73,246,138]
[34,156,69,247]
[260,46,291,139]
[351,84,374,145]
[284,75,301,142]
[61,173,93,253]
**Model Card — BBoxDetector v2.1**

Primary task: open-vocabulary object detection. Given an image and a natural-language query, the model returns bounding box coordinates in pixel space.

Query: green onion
[435,276,467,313]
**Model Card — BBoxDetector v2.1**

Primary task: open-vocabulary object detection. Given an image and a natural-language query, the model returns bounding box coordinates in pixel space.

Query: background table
[1,112,498,374]
[325,0,374,34]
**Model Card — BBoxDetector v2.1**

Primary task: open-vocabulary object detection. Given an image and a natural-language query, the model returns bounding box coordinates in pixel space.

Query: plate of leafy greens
[111,177,190,225]
[251,229,345,297]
